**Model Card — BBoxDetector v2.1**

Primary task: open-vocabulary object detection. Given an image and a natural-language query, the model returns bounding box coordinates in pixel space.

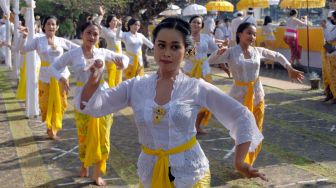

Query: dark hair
[289,9,298,17]
[236,22,256,44]
[332,11,336,20]
[80,21,101,33]
[105,14,117,28]
[127,18,140,32]
[42,16,58,33]
[214,20,221,35]
[189,15,204,28]
[152,17,193,53]
[263,16,272,26]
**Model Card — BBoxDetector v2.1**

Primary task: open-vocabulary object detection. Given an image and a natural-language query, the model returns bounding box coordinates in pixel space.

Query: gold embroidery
[153,106,166,124]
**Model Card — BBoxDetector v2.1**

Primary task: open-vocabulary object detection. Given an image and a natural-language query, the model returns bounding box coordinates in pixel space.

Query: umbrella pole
[306,0,310,73]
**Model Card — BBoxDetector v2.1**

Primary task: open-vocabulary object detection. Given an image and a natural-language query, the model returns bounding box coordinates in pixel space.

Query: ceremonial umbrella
[205,0,234,12]
[279,0,326,73]
[182,4,207,16]
[237,0,270,10]
[159,4,181,16]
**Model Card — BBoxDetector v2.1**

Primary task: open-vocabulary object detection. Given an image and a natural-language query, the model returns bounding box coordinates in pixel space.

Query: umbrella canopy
[237,0,269,10]
[182,4,207,16]
[205,0,234,12]
[279,0,325,9]
[159,4,181,16]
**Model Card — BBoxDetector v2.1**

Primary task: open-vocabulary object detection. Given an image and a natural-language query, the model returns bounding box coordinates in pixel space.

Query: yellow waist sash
[115,43,122,54]
[190,57,207,79]
[142,136,197,188]
[126,51,142,77]
[41,61,63,131]
[234,77,259,112]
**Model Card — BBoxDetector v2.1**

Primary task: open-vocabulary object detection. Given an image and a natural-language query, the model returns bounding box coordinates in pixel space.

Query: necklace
[153,105,166,124]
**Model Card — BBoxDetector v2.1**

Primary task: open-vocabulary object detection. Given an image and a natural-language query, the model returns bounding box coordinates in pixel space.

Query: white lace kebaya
[77,71,263,187]
[209,45,291,106]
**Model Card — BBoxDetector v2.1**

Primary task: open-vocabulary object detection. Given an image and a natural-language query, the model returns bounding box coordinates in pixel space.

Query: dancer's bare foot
[79,165,89,177]
[92,164,106,186]
[94,176,106,186]
[47,129,61,140]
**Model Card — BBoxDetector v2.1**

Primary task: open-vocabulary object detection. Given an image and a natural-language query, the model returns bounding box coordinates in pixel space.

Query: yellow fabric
[38,80,67,133]
[237,0,269,10]
[41,61,66,133]
[327,53,336,99]
[142,136,197,188]
[244,101,265,165]
[189,58,207,79]
[187,58,212,126]
[124,64,145,80]
[322,48,330,88]
[124,51,142,79]
[205,1,234,12]
[74,111,113,174]
[199,107,212,126]
[115,43,122,54]
[256,27,324,52]
[16,55,27,100]
[279,0,325,9]
[106,61,122,87]
[234,78,259,112]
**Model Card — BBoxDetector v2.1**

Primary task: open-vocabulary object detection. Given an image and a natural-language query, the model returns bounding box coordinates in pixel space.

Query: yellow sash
[189,57,207,78]
[115,43,122,54]
[234,78,259,112]
[41,61,63,132]
[126,51,142,77]
[142,136,197,188]
[16,55,27,100]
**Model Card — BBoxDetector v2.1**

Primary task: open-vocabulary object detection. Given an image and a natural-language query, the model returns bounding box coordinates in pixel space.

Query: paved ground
[0,59,335,188]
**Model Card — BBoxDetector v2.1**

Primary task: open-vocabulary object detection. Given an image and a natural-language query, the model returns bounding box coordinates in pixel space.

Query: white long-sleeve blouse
[49,47,129,104]
[19,35,79,83]
[94,16,122,53]
[77,72,263,187]
[183,34,218,76]
[209,45,291,106]
[116,27,153,66]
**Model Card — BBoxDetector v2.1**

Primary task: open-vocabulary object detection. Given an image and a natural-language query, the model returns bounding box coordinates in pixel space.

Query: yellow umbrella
[237,0,269,10]
[279,0,326,73]
[279,0,325,9]
[205,0,234,12]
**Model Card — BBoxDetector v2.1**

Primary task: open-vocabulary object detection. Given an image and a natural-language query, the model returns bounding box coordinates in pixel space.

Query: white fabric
[101,27,122,53]
[183,34,218,76]
[49,47,129,83]
[231,16,244,41]
[0,0,10,15]
[242,15,257,25]
[262,23,278,41]
[117,27,153,66]
[286,17,307,30]
[94,16,122,53]
[18,35,79,83]
[209,45,291,106]
[324,24,336,42]
[204,17,215,35]
[77,72,263,186]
